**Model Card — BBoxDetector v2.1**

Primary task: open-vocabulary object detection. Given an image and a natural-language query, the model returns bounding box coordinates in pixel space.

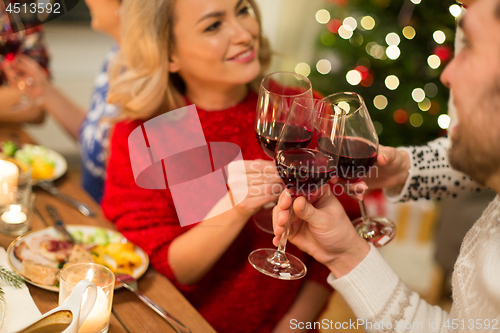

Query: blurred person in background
[1,0,122,203]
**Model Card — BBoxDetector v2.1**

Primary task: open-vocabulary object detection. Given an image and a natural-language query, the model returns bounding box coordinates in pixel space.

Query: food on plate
[1,141,56,180]
[13,228,143,287]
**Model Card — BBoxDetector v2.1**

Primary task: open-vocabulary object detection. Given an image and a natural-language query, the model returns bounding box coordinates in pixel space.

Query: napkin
[0,247,42,333]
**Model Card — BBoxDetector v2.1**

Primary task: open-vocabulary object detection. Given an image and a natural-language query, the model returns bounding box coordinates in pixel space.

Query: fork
[116,274,191,333]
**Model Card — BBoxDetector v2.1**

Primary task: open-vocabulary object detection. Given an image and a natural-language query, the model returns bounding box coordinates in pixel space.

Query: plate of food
[1,141,68,183]
[6,225,149,292]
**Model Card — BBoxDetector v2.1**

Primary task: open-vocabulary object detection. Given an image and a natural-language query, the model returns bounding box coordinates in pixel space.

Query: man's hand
[272,187,370,278]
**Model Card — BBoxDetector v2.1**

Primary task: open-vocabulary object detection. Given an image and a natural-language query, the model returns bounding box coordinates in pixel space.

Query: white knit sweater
[328,195,500,332]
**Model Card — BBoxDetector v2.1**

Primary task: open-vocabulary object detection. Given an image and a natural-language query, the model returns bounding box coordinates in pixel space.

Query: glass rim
[291,96,346,120]
[260,71,313,98]
[321,92,365,117]
[60,262,115,288]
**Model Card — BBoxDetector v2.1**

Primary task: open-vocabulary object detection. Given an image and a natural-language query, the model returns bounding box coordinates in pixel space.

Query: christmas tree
[305,0,460,147]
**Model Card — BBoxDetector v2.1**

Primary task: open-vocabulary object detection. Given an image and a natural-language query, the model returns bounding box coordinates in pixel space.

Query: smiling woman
[102,0,337,332]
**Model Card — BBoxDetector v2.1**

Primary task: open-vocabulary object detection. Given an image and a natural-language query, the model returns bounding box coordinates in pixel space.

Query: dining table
[0,124,217,333]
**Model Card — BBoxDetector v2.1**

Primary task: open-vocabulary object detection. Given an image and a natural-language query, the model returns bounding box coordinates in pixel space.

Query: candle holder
[0,156,32,236]
[59,263,115,333]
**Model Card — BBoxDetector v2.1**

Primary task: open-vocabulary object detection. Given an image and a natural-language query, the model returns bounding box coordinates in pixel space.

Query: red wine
[276,148,336,196]
[319,136,377,181]
[256,123,312,158]
[0,39,21,61]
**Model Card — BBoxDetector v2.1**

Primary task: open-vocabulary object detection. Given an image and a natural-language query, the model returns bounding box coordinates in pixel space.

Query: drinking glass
[253,72,313,233]
[0,4,37,111]
[323,92,396,247]
[249,97,345,280]
[59,263,115,333]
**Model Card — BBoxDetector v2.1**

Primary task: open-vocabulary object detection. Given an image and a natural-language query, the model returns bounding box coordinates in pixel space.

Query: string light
[360,16,375,30]
[418,98,432,111]
[449,4,462,17]
[316,9,330,24]
[373,95,388,110]
[433,30,446,44]
[428,55,441,69]
[402,26,416,39]
[424,83,438,97]
[411,88,425,102]
[338,26,354,39]
[385,75,400,90]
[438,114,451,129]
[410,0,421,4]
[295,63,311,77]
[385,33,400,46]
[386,45,401,60]
[343,17,357,31]
[316,59,332,74]
[410,113,424,127]
[346,70,362,85]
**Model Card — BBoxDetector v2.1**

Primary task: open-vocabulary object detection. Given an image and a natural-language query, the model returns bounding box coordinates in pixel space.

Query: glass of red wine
[253,72,313,234]
[248,97,345,280]
[322,92,396,247]
[0,5,37,111]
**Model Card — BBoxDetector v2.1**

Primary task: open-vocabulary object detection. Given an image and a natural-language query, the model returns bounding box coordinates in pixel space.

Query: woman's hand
[1,55,50,98]
[272,187,370,278]
[228,159,285,219]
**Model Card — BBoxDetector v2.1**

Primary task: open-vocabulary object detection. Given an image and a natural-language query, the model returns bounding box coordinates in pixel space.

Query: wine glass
[323,92,396,247]
[248,97,345,280]
[0,5,37,111]
[253,72,313,234]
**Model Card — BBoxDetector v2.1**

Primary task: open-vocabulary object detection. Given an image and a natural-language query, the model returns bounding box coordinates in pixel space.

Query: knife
[46,205,76,243]
[37,181,96,217]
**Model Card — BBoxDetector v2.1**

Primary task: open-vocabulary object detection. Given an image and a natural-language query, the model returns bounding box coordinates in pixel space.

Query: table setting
[0,125,215,333]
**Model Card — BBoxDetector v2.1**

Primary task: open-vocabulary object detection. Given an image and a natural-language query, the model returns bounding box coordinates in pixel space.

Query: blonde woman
[101,0,358,331]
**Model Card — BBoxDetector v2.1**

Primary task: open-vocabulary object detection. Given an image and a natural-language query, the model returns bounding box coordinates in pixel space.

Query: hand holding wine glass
[253,72,313,233]
[322,92,396,247]
[249,97,345,280]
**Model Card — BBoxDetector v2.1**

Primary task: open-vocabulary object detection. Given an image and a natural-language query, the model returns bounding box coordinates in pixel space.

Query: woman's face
[85,0,121,38]
[169,0,261,89]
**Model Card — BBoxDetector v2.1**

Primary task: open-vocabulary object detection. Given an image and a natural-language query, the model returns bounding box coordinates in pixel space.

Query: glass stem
[275,198,294,259]
[358,199,368,223]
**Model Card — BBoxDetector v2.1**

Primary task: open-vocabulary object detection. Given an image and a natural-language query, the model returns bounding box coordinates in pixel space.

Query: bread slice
[20,260,59,286]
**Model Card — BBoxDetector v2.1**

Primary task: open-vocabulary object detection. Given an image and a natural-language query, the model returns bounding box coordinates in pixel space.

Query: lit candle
[0,160,19,205]
[1,205,27,224]
[78,287,111,333]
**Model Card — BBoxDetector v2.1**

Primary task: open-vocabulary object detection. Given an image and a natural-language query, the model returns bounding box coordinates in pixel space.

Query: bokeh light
[424,83,438,97]
[393,109,408,124]
[385,32,400,46]
[295,63,311,77]
[412,88,425,102]
[433,30,446,44]
[449,4,462,17]
[428,55,441,69]
[338,26,354,39]
[385,75,400,90]
[386,45,401,60]
[316,59,332,75]
[410,113,424,127]
[418,98,432,111]
[411,0,421,4]
[361,16,375,30]
[438,114,451,129]
[346,70,362,85]
[316,9,331,24]
[373,95,388,110]
[343,17,357,31]
[402,26,416,39]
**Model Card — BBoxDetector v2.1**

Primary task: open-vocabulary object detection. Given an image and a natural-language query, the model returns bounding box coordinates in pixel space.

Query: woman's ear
[168,54,181,73]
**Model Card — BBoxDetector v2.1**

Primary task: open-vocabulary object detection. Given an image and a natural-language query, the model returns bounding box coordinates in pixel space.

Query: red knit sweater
[102,92,360,333]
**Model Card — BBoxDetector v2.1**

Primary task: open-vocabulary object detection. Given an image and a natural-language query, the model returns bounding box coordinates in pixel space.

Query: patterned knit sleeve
[384,137,481,203]
[328,245,449,332]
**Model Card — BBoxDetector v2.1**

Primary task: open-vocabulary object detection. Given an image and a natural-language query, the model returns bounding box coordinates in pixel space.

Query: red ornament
[434,45,453,62]
[328,19,342,34]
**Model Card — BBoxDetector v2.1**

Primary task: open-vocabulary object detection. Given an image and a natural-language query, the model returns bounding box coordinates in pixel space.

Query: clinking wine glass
[248,97,345,280]
[322,92,396,247]
[253,71,313,234]
[0,5,37,111]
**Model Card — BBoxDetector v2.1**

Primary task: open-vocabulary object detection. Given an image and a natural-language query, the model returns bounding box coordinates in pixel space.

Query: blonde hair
[107,0,271,120]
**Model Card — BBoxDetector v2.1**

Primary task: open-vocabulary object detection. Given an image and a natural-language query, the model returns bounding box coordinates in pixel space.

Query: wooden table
[0,125,217,333]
